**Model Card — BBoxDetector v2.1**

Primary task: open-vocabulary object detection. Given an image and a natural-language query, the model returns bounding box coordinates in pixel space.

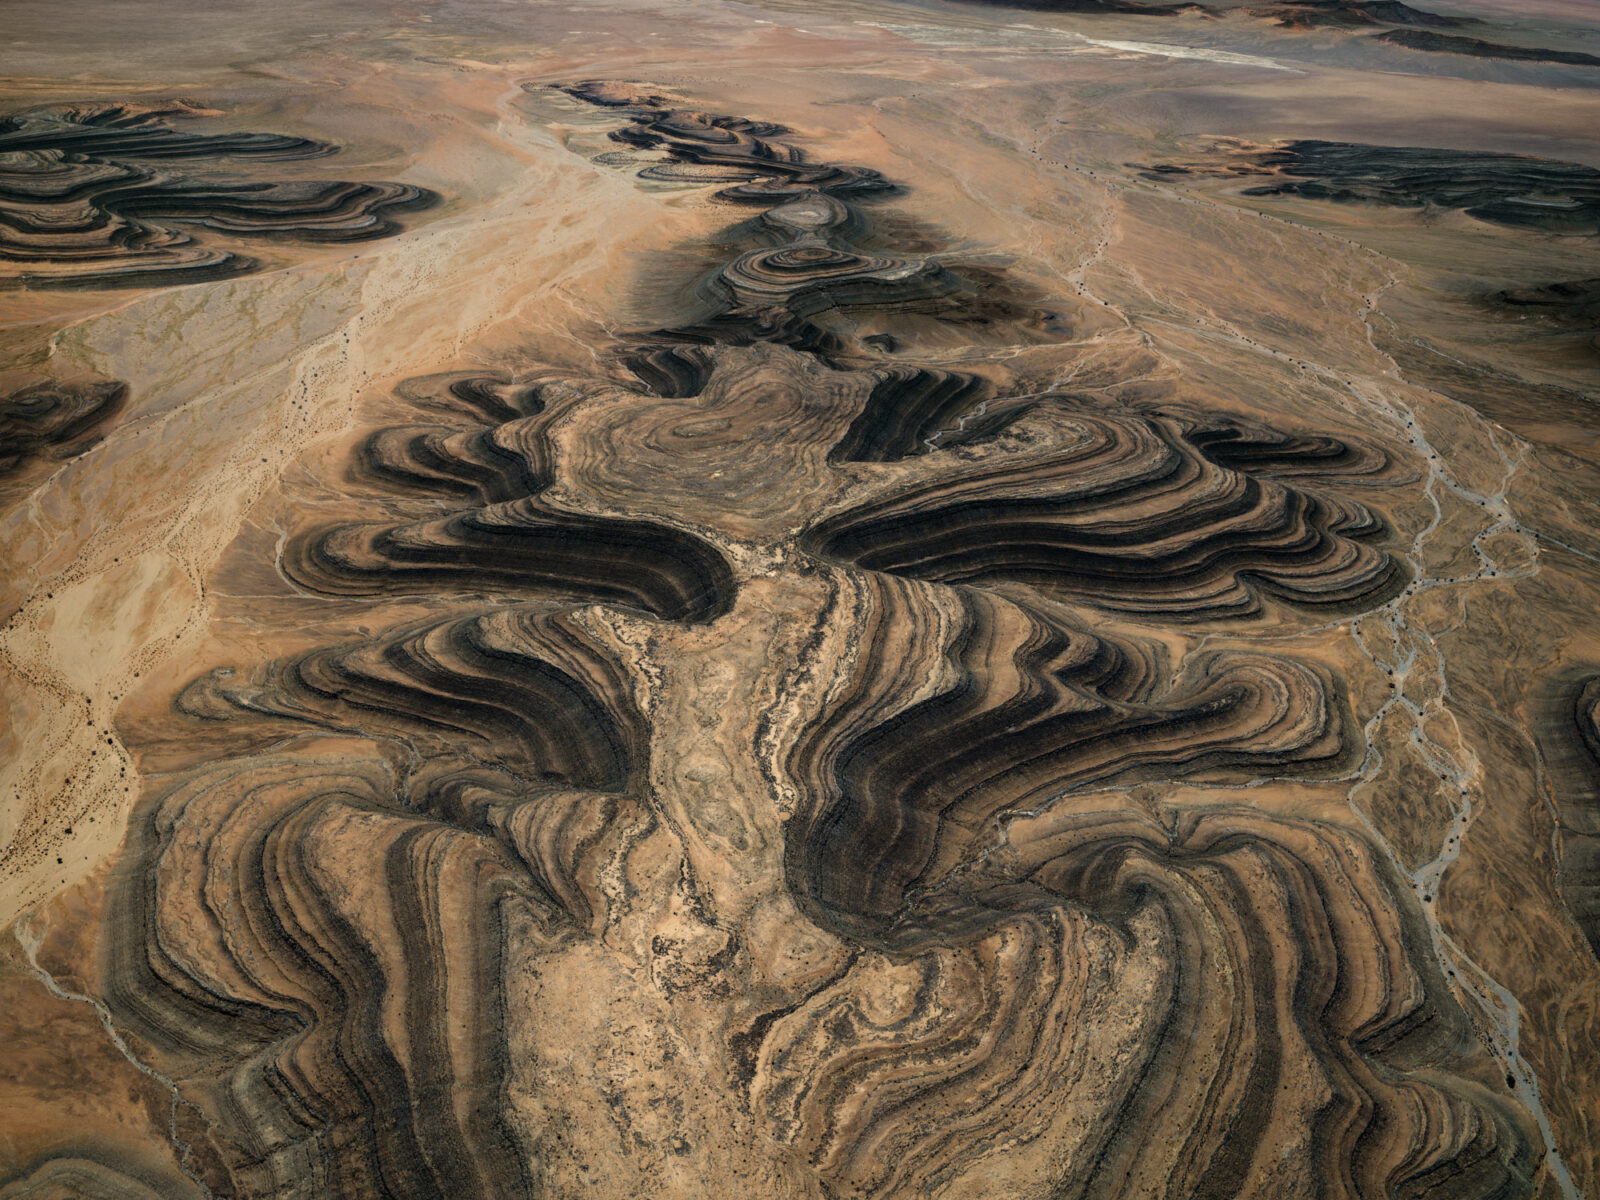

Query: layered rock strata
[1536,674,1600,959]
[1373,29,1600,66]
[70,83,1549,1199]
[0,102,436,287]
[0,378,126,480]
[1145,140,1600,235]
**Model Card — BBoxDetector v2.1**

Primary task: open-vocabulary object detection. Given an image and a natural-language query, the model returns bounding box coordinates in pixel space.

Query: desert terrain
[1,0,1598,1196]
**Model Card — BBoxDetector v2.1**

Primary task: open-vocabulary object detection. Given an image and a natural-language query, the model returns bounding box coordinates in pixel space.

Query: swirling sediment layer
[749,806,1534,1198]
[1537,673,1600,958]
[555,83,986,362]
[0,378,127,478]
[807,406,1405,619]
[560,83,893,205]
[284,497,734,622]
[286,388,734,622]
[1149,138,1600,235]
[103,604,655,1195]
[783,575,1352,937]
[0,102,435,287]
[0,1156,171,1200]
[741,572,1533,1198]
[61,80,1555,1200]
[179,607,643,788]
[104,754,560,1200]
[829,367,1002,462]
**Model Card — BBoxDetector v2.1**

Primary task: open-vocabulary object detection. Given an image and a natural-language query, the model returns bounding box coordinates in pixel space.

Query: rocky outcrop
[0,102,435,287]
[79,83,1541,1199]
[1146,139,1600,235]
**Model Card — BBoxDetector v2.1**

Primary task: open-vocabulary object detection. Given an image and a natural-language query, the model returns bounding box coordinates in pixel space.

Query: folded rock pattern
[828,367,1004,462]
[178,607,643,789]
[87,83,1540,1199]
[753,806,1534,1198]
[807,404,1407,619]
[0,377,127,478]
[0,102,435,287]
[105,754,569,1199]
[782,574,1355,939]
[284,500,736,623]
[556,81,973,361]
[0,1156,173,1200]
[1145,138,1600,235]
[107,606,653,1196]
[283,386,737,622]
[561,83,894,205]
[1536,672,1600,959]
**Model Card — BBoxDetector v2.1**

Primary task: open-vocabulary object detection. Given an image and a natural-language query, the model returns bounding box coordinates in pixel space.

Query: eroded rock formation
[52,82,1553,1199]
[1145,139,1600,235]
[1373,28,1600,66]
[1536,673,1600,960]
[806,402,1407,620]
[0,102,436,288]
[0,378,126,480]
[1253,0,1463,29]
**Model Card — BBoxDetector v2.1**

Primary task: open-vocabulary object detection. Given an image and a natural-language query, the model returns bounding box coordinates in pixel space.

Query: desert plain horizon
[1,0,1598,1196]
